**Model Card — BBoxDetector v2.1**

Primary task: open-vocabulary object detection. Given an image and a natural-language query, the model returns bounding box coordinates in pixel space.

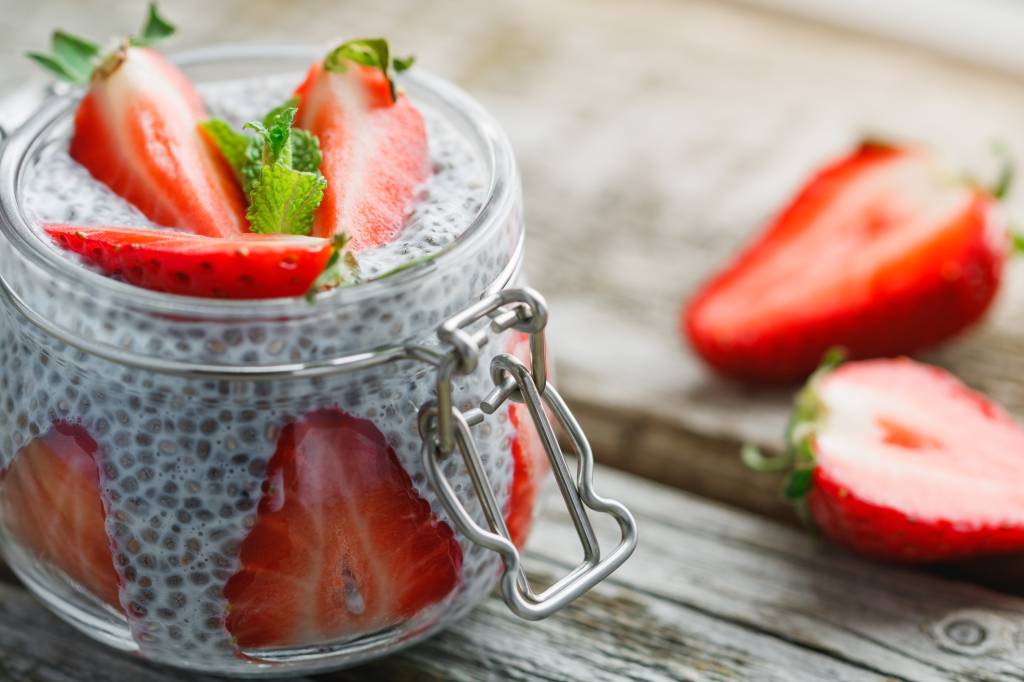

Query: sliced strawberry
[504,334,550,548]
[46,224,334,299]
[684,143,1008,383]
[782,358,1024,562]
[224,409,462,649]
[70,47,248,237]
[294,60,429,250]
[1,423,121,608]
[506,404,547,549]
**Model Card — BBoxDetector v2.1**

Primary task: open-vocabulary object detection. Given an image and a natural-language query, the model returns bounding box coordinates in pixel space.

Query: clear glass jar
[0,45,636,677]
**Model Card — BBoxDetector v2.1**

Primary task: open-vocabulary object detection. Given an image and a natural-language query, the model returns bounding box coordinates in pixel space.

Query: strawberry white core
[815,359,1024,526]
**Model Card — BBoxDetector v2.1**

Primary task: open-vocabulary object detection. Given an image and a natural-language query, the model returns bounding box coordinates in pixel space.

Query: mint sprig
[27,3,175,83]
[323,38,415,103]
[201,99,327,236]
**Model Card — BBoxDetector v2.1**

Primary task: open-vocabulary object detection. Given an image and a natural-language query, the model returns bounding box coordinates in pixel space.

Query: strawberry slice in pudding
[1,423,121,609]
[224,409,462,648]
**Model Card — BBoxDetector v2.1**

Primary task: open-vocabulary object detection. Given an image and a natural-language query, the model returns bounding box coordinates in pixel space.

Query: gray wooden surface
[1,465,1023,682]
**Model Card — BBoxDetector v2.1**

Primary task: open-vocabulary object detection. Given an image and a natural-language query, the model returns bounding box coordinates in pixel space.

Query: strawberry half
[294,41,429,251]
[684,142,1009,383]
[224,408,462,649]
[761,357,1024,562]
[70,47,248,237]
[46,224,336,299]
[1,423,121,608]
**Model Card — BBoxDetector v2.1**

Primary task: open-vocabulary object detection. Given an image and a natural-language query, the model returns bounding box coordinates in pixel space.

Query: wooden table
[4,0,1024,678]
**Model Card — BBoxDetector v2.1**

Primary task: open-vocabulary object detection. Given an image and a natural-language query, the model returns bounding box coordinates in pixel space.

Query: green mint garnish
[27,3,175,83]
[306,234,360,301]
[202,100,327,236]
[323,38,415,103]
[246,164,325,235]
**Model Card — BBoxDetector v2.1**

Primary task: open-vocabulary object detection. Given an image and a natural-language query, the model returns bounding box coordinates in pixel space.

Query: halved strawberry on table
[0,423,122,609]
[29,5,248,237]
[746,355,1024,562]
[224,408,462,649]
[45,224,347,299]
[294,39,429,251]
[684,141,1017,383]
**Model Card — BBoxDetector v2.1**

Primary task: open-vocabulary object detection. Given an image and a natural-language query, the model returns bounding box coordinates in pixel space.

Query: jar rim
[0,43,519,322]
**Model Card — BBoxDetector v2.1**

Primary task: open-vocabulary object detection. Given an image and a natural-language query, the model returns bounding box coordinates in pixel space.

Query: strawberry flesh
[46,224,334,299]
[1,423,121,608]
[70,48,248,237]
[807,358,1024,562]
[224,408,462,649]
[294,62,429,251]
[685,144,1007,383]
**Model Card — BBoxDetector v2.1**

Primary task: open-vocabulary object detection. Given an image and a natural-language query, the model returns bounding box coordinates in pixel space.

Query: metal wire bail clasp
[417,287,638,620]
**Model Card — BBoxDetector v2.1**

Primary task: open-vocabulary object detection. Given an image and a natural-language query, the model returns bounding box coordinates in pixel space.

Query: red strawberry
[503,334,550,548]
[1,423,121,608]
[46,224,335,299]
[294,56,429,251]
[70,47,248,237]
[765,357,1024,562]
[506,404,547,549]
[224,409,462,649]
[684,142,1009,383]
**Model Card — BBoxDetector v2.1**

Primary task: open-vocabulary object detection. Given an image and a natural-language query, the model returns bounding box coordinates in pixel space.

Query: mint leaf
[244,105,297,167]
[307,234,359,301]
[324,37,413,103]
[262,96,300,128]
[289,130,322,174]
[200,119,251,179]
[131,3,176,46]
[246,164,326,235]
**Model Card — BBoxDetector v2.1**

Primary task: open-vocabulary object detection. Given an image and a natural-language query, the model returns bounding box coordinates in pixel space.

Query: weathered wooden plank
[528,468,1024,682]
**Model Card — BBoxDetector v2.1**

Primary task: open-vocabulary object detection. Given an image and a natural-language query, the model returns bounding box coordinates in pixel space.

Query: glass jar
[0,45,636,677]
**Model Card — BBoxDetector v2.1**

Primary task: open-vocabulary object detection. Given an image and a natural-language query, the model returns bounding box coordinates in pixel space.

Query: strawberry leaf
[26,51,85,84]
[783,468,814,501]
[1012,229,1024,255]
[741,444,792,473]
[991,141,1015,201]
[131,3,176,47]
[324,37,413,103]
[246,164,326,235]
[306,233,359,300]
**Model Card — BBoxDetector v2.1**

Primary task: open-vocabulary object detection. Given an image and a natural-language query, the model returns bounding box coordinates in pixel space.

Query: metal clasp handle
[417,288,638,620]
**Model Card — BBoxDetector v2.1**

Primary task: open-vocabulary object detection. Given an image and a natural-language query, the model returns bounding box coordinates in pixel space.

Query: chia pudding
[0,44,542,676]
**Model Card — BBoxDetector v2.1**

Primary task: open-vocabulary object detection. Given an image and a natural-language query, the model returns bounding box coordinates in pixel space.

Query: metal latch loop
[418,287,637,620]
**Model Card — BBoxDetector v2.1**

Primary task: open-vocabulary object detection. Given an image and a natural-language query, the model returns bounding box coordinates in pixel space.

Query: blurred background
[3,0,1024,580]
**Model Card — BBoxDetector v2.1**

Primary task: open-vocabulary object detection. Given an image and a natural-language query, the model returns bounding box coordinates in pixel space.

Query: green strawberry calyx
[27,3,175,84]
[323,38,415,103]
[742,348,846,505]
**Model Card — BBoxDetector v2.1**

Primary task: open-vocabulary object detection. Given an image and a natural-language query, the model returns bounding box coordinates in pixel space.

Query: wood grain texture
[4,465,1023,681]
